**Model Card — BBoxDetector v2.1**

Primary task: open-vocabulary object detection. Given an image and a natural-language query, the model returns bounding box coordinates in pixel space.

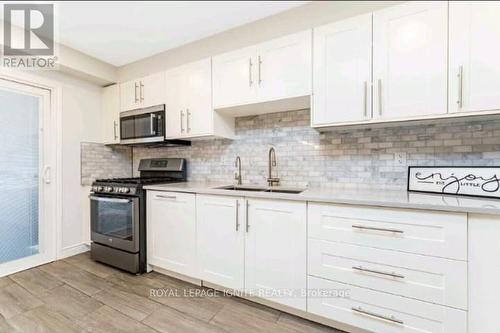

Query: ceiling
[56,1,308,67]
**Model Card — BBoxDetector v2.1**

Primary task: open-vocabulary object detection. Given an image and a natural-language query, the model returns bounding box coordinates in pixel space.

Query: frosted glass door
[0,89,39,263]
[0,78,55,276]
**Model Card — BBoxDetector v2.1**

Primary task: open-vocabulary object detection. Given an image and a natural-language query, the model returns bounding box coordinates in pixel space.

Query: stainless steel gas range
[89,158,186,274]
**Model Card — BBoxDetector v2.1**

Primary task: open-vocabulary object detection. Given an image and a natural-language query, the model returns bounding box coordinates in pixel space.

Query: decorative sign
[408,166,500,199]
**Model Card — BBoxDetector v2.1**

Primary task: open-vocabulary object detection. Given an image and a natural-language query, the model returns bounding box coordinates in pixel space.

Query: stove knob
[105,186,114,193]
[94,186,104,192]
[122,187,130,193]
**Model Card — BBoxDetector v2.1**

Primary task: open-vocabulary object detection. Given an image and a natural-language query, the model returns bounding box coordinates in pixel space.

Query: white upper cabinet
[373,1,448,120]
[213,31,312,114]
[101,84,120,144]
[119,72,166,112]
[165,65,184,138]
[312,13,372,126]
[449,1,500,114]
[256,31,312,103]
[196,195,245,290]
[213,45,258,109]
[140,72,167,108]
[166,58,234,139]
[119,79,140,112]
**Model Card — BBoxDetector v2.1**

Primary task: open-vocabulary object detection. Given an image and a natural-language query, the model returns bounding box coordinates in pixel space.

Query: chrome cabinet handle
[140,81,144,102]
[113,120,118,140]
[249,58,253,86]
[457,65,463,108]
[352,224,404,234]
[235,200,240,231]
[186,109,191,133]
[180,110,184,133]
[352,306,404,325]
[363,81,368,117]
[258,56,262,85]
[155,195,177,200]
[378,79,382,116]
[352,266,405,279]
[245,200,250,232]
[134,82,139,103]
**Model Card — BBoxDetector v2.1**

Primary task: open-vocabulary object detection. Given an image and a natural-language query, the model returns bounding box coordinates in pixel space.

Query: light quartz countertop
[144,181,500,215]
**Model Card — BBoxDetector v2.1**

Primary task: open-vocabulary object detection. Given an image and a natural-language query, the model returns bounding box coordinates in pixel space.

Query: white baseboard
[59,243,90,259]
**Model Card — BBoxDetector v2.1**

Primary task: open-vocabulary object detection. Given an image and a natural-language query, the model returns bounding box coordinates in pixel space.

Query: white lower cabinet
[468,214,500,333]
[245,199,307,311]
[309,239,467,310]
[147,191,197,277]
[195,195,307,310]
[308,276,467,333]
[147,191,476,333]
[308,203,467,260]
[196,195,245,290]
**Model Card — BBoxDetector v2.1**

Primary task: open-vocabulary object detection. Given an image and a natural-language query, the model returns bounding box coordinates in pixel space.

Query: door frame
[0,70,63,276]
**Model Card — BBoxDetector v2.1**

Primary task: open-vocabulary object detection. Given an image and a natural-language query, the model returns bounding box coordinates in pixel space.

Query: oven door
[90,195,140,253]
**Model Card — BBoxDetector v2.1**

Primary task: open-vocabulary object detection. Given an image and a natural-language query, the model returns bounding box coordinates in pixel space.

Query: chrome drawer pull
[352,224,404,234]
[352,306,404,325]
[155,195,177,200]
[352,266,405,279]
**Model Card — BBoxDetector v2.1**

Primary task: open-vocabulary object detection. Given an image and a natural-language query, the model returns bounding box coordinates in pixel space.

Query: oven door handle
[89,196,132,204]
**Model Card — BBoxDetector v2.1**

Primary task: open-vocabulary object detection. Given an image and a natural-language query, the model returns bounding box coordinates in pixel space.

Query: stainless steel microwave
[120,105,165,145]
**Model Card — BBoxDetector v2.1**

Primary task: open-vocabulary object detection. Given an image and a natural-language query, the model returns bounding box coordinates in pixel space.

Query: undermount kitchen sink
[264,189,304,194]
[214,185,304,194]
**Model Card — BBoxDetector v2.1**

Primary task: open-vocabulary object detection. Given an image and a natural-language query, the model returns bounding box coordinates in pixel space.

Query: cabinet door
[185,58,213,137]
[140,72,166,108]
[468,214,500,333]
[257,30,312,102]
[147,191,196,277]
[313,14,372,126]
[245,199,306,310]
[212,46,257,108]
[449,1,500,113]
[102,84,120,144]
[119,79,140,112]
[373,2,447,120]
[196,195,245,290]
[165,67,185,138]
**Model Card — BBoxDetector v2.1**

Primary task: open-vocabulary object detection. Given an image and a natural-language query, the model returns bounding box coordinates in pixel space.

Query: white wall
[118,1,401,81]
[28,70,102,254]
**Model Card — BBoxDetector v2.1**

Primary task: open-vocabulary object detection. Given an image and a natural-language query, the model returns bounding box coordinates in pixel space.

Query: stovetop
[91,158,187,196]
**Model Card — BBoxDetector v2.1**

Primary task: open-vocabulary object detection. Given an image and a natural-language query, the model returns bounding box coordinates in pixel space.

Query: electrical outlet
[395,152,407,166]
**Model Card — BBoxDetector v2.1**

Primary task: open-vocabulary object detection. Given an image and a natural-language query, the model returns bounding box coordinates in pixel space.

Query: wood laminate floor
[0,253,344,333]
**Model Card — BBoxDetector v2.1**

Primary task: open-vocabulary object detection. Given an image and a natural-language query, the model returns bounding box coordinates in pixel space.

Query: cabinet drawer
[308,277,467,333]
[309,239,467,309]
[308,203,467,260]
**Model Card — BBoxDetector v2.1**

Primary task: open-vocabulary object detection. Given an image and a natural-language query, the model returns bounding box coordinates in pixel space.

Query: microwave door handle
[150,114,156,135]
[89,196,131,204]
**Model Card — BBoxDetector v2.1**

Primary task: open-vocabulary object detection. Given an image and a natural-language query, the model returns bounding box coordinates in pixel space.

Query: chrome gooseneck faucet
[234,156,242,185]
[267,147,280,187]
